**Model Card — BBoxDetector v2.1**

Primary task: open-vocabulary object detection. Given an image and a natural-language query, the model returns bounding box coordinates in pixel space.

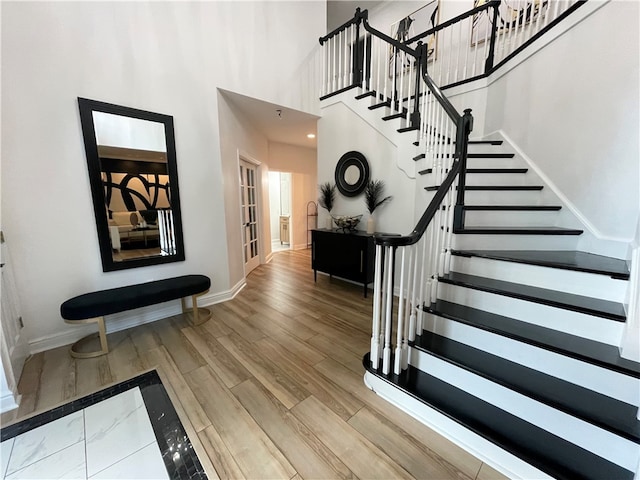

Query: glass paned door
[240,160,260,274]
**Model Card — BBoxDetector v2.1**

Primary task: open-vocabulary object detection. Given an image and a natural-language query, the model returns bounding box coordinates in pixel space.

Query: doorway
[269,172,292,253]
[239,159,260,274]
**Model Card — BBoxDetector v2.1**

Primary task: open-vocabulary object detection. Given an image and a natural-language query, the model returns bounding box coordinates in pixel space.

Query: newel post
[484,1,501,74]
[454,108,474,231]
[410,42,426,129]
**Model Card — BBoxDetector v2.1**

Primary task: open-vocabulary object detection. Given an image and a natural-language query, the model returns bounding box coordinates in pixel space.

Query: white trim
[621,242,640,362]
[27,280,246,355]
[363,371,552,480]
[0,392,19,414]
[238,150,265,275]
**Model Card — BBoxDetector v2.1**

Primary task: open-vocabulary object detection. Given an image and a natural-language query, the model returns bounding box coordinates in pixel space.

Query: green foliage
[318,182,336,212]
[364,180,392,214]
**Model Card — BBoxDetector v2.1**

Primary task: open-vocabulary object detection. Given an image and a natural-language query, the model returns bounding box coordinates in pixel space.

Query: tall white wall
[1,1,325,352]
[481,0,639,242]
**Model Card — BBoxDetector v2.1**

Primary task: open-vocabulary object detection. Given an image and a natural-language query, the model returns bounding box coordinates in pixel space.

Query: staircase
[319,3,640,479]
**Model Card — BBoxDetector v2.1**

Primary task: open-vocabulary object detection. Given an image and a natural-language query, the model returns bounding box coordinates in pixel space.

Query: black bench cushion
[61,274,210,321]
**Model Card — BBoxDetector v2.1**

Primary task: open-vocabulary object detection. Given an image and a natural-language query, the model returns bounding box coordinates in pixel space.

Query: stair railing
[319,1,586,99]
[319,10,474,376]
[405,0,586,89]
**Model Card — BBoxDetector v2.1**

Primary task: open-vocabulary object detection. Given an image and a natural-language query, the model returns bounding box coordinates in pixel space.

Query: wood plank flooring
[2,249,508,480]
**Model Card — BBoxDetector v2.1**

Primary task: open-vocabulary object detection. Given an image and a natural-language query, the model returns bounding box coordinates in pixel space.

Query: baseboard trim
[27,281,246,355]
[0,392,20,414]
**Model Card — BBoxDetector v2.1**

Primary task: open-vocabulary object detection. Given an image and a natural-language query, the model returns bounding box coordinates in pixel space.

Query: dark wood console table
[311,228,375,297]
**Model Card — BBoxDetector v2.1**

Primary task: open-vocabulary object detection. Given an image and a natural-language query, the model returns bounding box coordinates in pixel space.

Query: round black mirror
[335,151,369,197]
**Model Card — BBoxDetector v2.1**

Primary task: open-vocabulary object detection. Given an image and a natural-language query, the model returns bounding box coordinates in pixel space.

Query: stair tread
[398,125,419,133]
[462,205,562,211]
[423,300,640,377]
[465,185,543,190]
[451,249,630,279]
[364,354,634,480]
[382,112,406,121]
[466,168,528,173]
[468,140,503,145]
[454,226,584,235]
[418,168,432,175]
[354,90,376,100]
[440,271,626,321]
[414,331,640,443]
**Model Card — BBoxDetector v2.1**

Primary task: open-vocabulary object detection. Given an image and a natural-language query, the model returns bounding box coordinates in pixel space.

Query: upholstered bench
[60,274,211,358]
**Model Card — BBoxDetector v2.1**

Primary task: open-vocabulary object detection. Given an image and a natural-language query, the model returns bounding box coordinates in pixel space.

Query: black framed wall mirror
[78,98,185,272]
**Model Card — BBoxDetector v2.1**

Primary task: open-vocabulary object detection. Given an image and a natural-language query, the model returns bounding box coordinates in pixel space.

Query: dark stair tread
[465,185,543,191]
[363,353,634,480]
[413,153,425,161]
[382,112,405,121]
[466,168,528,173]
[413,141,420,146]
[468,140,503,145]
[462,205,562,211]
[398,125,419,133]
[355,90,376,99]
[369,100,391,110]
[422,300,640,378]
[468,152,514,158]
[451,250,630,280]
[454,226,583,235]
[437,153,515,158]
[413,331,640,443]
[439,271,626,321]
[418,168,432,175]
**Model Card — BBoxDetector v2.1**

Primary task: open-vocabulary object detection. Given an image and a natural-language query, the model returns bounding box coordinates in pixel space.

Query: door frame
[237,151,264,276]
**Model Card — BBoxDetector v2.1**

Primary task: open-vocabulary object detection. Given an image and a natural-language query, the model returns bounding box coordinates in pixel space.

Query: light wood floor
[3,249,507,480]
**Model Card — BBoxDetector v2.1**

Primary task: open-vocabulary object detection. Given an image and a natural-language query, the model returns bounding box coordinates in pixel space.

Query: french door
[239,160,260,274]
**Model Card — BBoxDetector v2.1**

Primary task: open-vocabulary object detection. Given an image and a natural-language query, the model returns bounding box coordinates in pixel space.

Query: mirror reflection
[78,98,185,271]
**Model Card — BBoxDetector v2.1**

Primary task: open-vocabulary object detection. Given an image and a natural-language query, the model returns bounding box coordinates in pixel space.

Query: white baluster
[455,22,462,83]
[405,57,413,124]
[382,246,394,375]
[407,245,417,342]
[350,25,355,85]
[463,17,470,81]
[331,36,337,93]
[370,244,383,369]
[375,37,381,98]
[362,33,368,90]
[394,247,406,375]
[398,51,405,114]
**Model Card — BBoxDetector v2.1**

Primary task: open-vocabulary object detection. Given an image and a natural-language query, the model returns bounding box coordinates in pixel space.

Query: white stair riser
[463,209,561,227]
[465,174,532,186]
[437,283,624,346]
[467,143,512,154]
[449,256,628,303]
[463,189,550,205]
[410,348,638,470]
[452,233,580,251]
[420,313,640,406]
[364,371,553,480]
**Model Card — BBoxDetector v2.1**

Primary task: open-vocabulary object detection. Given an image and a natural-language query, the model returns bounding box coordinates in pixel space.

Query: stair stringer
[320,91,418,179]
[363,370,553,480]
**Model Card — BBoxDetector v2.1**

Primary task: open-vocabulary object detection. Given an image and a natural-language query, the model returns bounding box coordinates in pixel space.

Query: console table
[311,228,375,297]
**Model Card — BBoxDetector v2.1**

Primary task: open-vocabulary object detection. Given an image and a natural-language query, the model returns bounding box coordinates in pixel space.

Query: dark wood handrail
[405,0,501,45]
[374,159,462,247]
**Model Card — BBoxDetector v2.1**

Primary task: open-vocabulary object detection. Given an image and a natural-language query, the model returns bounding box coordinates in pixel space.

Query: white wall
[318,102,415,237]
[268,142,317,249]
[1,1,325,352]
[481,0,639,242]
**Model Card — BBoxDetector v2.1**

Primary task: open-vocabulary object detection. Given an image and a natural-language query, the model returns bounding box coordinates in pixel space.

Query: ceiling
[220,90,319,149]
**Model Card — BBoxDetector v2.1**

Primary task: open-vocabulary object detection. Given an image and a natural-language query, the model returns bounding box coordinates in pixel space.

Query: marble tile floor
[0,371,206,480]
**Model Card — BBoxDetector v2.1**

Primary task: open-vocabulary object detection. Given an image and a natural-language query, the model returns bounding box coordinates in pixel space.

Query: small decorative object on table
[364,180,392,234]
[318,182,336,229]
[331,214,363,232]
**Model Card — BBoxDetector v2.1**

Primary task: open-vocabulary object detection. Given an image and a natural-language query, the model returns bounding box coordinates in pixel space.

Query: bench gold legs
[65,316,109,358]
[181,290,212,326]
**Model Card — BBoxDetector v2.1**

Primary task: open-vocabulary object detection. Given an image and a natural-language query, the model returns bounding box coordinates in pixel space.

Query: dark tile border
[0,370,207,479]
